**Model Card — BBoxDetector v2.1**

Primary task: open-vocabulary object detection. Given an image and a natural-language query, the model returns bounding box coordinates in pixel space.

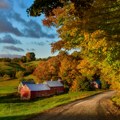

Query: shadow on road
[0,113,120,120]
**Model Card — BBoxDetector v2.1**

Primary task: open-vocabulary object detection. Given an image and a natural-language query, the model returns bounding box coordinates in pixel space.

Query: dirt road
[28,91,120,120]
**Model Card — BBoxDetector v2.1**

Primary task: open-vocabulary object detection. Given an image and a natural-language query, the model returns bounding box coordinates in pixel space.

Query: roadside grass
[112,91,120,107]
[0,90,103,120]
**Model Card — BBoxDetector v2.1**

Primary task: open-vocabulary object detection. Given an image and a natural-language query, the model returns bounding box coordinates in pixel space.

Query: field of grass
[24,61,40,67]
[0,62,25,75]
[0,79,19,94]
[0,90,103,120]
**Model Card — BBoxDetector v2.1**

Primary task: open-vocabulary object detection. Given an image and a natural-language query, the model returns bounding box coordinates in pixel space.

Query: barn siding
[50,86,64,94]
[20,86,31,100]
[30,90,55,99]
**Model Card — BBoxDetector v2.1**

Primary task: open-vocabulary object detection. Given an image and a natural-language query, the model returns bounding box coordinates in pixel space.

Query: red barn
[44,80,64,94]
[18,81,35,93]
[20,84,53,100]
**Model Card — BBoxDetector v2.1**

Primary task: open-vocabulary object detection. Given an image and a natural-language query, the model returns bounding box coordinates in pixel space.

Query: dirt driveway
[28,91,120,120]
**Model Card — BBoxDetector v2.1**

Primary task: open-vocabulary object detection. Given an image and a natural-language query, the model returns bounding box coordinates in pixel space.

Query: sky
[0,0,59,58]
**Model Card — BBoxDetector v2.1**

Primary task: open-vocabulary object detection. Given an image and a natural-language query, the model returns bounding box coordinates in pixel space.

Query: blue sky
[0,0,58,58]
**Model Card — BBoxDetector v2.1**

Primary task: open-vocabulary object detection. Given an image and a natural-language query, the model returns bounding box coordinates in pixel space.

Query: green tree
[70,76,91,92]
[26,52,36,62]
[21,56,26,63]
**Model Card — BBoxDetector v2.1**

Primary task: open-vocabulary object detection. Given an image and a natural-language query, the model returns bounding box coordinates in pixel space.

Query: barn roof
[44,81,63,87]
[26,84,50,91]
[21,81,35,85]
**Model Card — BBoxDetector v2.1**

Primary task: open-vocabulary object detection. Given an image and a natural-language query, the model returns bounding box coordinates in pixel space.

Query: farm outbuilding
[91,79,102,89]
[18,81,35,93]
[44,80,64,94]
[20,83,53,100]
[18,80,65,100]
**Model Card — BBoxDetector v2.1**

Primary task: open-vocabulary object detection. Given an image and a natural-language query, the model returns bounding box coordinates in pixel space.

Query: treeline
[0,52,37,81]
[33,51,109,92]
[0,52,55,81]
[0,52,36,63]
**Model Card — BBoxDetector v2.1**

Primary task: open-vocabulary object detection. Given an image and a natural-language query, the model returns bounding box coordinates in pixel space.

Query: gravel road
[28,91,120,120]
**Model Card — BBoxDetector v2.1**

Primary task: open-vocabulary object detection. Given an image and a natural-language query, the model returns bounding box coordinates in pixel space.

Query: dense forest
[27,0,120,90]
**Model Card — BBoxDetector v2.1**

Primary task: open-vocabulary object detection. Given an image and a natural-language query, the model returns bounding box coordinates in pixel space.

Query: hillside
[0,62,25,77]
[0,60,41,94]
[24,60,40,67]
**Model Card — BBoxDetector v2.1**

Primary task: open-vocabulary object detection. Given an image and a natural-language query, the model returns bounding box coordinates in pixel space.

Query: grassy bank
[112,91,120,107]
[0,90,103,120]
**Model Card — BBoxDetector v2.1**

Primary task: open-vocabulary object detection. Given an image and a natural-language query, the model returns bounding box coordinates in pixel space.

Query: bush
[2,74,11,80]
[70,76,91,92]
[101,80,110,89]
[24,66,35,76]
[112,92,120,107]
[15,71,24,79]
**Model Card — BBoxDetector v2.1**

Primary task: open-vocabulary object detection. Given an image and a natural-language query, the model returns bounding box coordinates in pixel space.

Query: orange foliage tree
[28,0,120,90]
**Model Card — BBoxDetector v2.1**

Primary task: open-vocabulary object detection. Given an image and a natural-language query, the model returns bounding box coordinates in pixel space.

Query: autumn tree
[33,56,60,83]
[70,76,91,92]
[28,0,120,89]
[59,55,79,87]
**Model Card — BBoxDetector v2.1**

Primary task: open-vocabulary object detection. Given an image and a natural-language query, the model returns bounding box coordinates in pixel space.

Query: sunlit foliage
[28,0,120,90]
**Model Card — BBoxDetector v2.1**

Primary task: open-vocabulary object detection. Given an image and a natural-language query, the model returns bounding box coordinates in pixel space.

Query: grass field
[0,79,19,94]
[24,61,40,67]
[0,62,25,75]
[0,90,103,120]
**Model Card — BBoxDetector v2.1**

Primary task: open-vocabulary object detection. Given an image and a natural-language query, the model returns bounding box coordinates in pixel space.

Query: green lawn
[0,90,103,120]
[0,62,25,75]
[0,79,19,94]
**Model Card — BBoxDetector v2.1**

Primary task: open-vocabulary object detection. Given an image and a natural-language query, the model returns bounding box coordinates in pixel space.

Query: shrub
[70,76,91,92]
[101,80,110,89]
[15,71,24,79]
[2,74,11,80]
[112,92,120,107]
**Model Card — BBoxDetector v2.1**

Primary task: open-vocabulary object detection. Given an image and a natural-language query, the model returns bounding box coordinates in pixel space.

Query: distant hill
[0,62,25,77]
[0,54,22,59]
